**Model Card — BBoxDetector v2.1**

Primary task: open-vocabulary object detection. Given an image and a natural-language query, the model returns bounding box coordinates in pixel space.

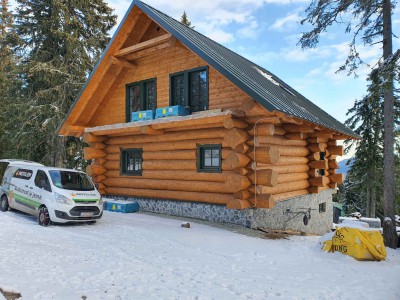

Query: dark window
[319,202,327,213]
[13,169,33,180]
[34,170,52,192]
[170,67,208,113]
[126,79,156,122]
[121,149,143,176]
[197,144,221,173]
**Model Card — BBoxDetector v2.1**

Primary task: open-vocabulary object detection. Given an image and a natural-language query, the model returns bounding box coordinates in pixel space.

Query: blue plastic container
[106,200,139,213]
[131,110,155,122]
[155,105,190,118]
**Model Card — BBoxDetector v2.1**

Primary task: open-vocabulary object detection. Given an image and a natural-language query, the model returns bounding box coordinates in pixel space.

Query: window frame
[125,78,157,122]
[197,144,222,173]
[120,148,143,176]
[169,66,209,112]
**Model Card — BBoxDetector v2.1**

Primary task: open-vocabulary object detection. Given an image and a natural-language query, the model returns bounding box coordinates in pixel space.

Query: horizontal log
[140,125,164,135]
[308,143,327,153]
[103,177,232,193]
[327,140,337,146]
[83,132,106,143]
[277,172,309,184]
[107,128,226,145]
[105,138,226,153]
[277,156,308,166]
[95,158,106,165]
[226,199,252,210]
[223,118,248,129]
[248,124,274,136]
[248,194,276,209]
[105,170,227,182]
[329,182,338,189]
[308,176,329,187]
[248,146,280,164]
[225,173,251,192]
[251,163,309,174]
[308,160,328,169]
[329,173,344,183]
[86,164,106,176]
[97,183,106,190]
[83,147,106,160]
[327,145,344,156]
[151,114,229,131]
[251,180,310,195]
[224,128,249,149]
[279,146,309,157]
[223,153,251,170]
[307,137,328,144]
[285,132,307,140]
[328,159,339,169]
[105,187,233,205]
[248,169,278,187]
[273,189,309,201]
[308,132,332,138]
[90,143,106,150]
[249,136,307,147]
[309,186,322,194]
[233,190,251,200]
[283,124,314,133]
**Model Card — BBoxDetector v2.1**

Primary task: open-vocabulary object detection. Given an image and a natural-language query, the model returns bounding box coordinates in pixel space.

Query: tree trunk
[382,0,397,248]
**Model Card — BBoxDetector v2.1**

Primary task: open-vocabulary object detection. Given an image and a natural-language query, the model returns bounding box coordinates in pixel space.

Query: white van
[0,160,103,226]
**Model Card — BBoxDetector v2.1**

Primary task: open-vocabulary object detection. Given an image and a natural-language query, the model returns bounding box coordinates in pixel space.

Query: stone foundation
[106,189,334,235]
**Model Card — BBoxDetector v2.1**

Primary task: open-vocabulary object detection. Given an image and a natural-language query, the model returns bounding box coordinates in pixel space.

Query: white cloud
[270,13,300,31]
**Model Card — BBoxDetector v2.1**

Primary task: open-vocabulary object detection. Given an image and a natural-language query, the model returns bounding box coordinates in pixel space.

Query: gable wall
[90,44,251,127]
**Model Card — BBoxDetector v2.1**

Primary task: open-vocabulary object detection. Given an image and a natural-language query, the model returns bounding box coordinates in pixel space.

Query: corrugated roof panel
[137,1,357,138]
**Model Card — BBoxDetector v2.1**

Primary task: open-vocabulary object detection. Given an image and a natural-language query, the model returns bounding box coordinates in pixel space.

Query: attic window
[126,78,157,122]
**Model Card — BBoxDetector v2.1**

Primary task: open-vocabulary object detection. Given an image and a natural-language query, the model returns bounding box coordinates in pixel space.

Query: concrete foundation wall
[106,189,335,235]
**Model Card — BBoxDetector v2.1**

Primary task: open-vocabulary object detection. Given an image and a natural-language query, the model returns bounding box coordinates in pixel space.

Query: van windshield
[49,171,95,191]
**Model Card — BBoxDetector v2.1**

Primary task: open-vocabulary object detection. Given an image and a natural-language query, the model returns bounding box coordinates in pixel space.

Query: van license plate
[80,212,94,217]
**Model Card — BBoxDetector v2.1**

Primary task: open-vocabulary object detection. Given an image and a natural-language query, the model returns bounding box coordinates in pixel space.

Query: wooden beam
[109,56,137,69]
[115,33,172,57]
[125,41,173,60]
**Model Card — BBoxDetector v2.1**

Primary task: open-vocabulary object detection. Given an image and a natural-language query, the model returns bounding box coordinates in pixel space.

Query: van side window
[13,169,33,180]
[35,170,52,192]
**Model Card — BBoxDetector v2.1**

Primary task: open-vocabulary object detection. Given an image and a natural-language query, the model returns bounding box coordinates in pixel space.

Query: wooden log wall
[84,101,345,210]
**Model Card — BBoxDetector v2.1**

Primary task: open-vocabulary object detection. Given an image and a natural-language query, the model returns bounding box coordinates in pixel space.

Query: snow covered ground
[0,210,399,300]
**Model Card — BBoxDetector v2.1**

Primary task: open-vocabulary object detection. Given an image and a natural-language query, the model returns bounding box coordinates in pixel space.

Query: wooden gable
[59,6,251,137]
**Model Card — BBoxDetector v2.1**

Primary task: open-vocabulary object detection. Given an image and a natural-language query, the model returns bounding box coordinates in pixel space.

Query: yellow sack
[323,227,386,261]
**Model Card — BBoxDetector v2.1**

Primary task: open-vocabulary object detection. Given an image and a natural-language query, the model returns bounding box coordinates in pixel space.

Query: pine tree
[0,0,21,159]
[180,11,194,29]
[299,0,399,248]
[10,0,116,168]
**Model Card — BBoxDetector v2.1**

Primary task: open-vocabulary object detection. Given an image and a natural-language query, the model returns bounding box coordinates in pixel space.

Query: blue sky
[107,0,399,126]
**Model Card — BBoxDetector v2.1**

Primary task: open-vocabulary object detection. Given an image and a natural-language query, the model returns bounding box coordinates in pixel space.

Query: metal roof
[135,1,358,138]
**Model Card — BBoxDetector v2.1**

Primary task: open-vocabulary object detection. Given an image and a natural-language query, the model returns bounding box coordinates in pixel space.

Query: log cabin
[58,0,358,234]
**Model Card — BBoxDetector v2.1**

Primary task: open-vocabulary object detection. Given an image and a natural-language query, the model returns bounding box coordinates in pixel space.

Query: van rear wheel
[0,195,9,212]
[38,206,50,226]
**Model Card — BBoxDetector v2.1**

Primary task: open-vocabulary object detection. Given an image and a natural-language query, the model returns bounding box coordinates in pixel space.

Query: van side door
[32,170,52,215]
[10,168,36,214]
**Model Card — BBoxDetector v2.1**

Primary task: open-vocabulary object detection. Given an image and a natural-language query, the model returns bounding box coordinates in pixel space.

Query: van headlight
[54,192,74,205]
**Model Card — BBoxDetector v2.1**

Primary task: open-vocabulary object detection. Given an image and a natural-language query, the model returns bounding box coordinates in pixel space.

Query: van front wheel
[0,195,9,212]
[38,206,50,226]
